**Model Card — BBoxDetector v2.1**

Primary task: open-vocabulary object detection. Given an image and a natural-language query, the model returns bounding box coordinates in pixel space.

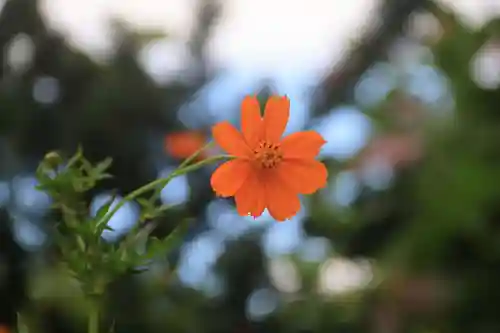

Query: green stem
[88,304,99,333]
[149,141,215,203]
[98,154,228,227]
[178,141,214,169]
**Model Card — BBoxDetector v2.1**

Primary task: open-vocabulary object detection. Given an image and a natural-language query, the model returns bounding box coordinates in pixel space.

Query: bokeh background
[1,0,500,332]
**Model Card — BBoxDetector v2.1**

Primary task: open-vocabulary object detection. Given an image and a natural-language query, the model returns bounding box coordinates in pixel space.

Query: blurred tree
[0,209,26,328]
[0,0,222,330]
[310,0,429,117]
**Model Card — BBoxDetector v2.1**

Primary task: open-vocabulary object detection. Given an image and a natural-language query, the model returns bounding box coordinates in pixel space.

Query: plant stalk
[97,153,229,227]
[88,303,99,333]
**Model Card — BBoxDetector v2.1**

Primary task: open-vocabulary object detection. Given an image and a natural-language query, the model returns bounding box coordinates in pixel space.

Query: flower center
[253,141,283,169]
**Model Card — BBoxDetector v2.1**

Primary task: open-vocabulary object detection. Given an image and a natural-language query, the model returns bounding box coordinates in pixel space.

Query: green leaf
[65,250,87,276]
[102,225,115,231]
[140,203,174,222]
[160,218,190,251]
[137,197,152,209]
[67,145,84,168]
[156,204,173,214]
[96,173,113,180]
[140,219,191,263]
[94,157,113,175]
[94,194,117,236]
[95,193,117,221]
[52,228,73,253]
[71,176,94,193]
[17,312,30,333]
[80,158,94,174]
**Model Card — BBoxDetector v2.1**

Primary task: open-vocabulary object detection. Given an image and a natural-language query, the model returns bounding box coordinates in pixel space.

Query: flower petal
[165,131,207,160]
[277,159,328,194]
[263,172,301,221]
[263,96,290,143]
[210,159,251,197]
[212,122,252,158]
[235,169,266,218]
[241,96,263,148]
[281,131,326,159]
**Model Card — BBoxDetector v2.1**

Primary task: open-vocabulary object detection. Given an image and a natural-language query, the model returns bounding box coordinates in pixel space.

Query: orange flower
[210,95,328,221]
[0,325,10,333]
[164,130,207,160]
